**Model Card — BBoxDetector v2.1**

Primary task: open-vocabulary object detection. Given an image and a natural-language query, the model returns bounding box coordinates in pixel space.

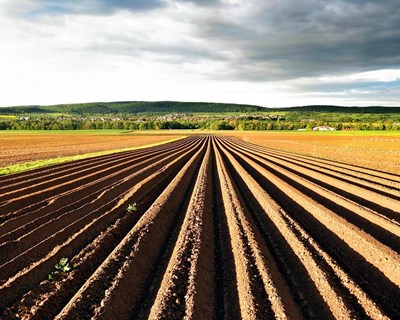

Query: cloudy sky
[1,0,400,108]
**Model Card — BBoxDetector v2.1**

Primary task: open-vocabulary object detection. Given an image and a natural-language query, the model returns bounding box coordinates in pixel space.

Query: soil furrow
[0,148,144,194]
[0,141,196,320]
[211,145,241,320]
[219,139,400,318]
[0,136,189,191]
[0,139,200,243]
[229,139,400,222]
[217,138,346,319]
[146,139,215,320]
[0,135,398,319]
[221,145,388,319]
[232,139,400,207]
[237,139,400,184]
[0,141,201,265]
[0,139,204,310]
[0,138,195,224]
[234,140,400,190]
[223,140,400,252]
[215,140,301,319]
[0,139,193,215]
[53,138,207,320]
[1,144,192,319]
[264,148,400,193]
[265,150,400,200]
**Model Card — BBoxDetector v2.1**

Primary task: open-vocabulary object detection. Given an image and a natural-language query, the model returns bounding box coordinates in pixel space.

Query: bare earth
[232,131,400,175]
[0,132,182,167]
[0,135,399,319]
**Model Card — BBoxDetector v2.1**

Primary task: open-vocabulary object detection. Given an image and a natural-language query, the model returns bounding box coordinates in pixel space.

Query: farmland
[1,130,399,175]
[233,131,400,175]
[0,131,183,169]
[0,135,399,319]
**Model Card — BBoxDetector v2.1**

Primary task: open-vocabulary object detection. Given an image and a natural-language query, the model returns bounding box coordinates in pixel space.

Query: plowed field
[0,132,181,167]
[0,135,399,319]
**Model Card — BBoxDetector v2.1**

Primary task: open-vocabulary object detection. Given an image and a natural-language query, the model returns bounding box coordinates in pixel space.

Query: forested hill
[1,101,399,115]
[0,101,263,115]
[280,105,400,113]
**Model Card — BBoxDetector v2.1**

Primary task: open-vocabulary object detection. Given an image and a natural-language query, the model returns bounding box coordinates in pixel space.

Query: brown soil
[0,135,399,319]
[233,131,400,175]
[0,132,181,167]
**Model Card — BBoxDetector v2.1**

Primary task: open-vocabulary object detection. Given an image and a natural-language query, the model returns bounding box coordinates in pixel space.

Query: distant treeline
[1,101,399,131]
[1,118,399,131]
[279,105,400,114]
[1,101,400,115]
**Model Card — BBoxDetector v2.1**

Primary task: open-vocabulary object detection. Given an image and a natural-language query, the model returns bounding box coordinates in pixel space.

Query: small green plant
[127,203,137,212]
[48,257,73,280]
[55,257,72,272]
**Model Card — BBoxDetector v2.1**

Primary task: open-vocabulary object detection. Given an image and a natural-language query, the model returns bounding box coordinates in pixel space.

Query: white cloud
[0,0,399,107]
[319,69,400,83]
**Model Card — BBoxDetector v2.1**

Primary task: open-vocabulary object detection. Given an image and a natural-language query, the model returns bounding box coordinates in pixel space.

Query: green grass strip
[0,136,185,176]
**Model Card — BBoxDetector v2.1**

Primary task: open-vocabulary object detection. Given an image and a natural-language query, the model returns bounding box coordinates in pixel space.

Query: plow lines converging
[0,135,399,319]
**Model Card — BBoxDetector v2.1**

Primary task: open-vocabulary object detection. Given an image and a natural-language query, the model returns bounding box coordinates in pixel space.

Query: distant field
[230,131,400,175]
[0,115,16,119]
[0,130,184,172]
[1,130,399,175]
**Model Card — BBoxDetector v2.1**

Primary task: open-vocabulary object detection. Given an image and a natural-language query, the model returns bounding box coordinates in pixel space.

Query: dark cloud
[17,0,400,85]
[194,0,400,81]
[177,0,221,6]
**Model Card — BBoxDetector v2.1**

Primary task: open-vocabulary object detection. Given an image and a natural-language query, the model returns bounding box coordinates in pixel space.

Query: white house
[312,126,335,131]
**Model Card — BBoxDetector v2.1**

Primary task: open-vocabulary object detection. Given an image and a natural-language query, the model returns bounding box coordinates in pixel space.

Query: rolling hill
[0,101,263,115]
[1,101,399,115]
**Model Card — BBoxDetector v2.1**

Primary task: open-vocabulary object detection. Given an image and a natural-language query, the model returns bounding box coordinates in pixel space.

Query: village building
[312,126,336,131]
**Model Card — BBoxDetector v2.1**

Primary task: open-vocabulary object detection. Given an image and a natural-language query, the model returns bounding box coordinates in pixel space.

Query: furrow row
[0,135,398,319]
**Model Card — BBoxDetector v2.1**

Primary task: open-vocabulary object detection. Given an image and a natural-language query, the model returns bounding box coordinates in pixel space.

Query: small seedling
[127,203,137,212]
[55,257,72,272]
[48,257,73,280]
